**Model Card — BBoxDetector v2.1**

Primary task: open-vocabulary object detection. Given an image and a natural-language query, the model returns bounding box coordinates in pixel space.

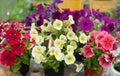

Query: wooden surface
[58,0,84,11]
[89,0,116,12]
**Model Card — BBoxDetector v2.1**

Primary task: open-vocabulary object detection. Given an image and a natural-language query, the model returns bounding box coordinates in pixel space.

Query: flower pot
[111,64,120,76]
[19,64,29,76]
[84,67,103,76]
[44,64,64,76]
[75,53,83,62]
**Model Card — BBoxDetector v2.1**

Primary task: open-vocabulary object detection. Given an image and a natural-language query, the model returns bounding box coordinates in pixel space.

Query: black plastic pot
[75,53,83,62]
[19,64,29,76]
[44,64,64,76]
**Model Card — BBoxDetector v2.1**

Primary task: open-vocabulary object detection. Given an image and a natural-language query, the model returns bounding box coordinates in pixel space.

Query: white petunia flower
[34,54,46,64]
[79,33,88,44]
[40,25,47,33]
[59,34,67,42]
[67,31,76,41]
[74,63,84,72]
[31,23,36,29]
[36,36,44,44]
[68,15,74,24]
[48,47,56,56]
[70,41,77,50]
[67,45,74,54]
[47,22,54,31]
[64,54,76,65]
[30,28,38,37]
[54,39,64,49]
[53,19,63,30]
[32,45,46,57]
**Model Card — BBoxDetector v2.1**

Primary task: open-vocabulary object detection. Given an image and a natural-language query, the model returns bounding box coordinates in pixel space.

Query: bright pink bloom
[98,53,114,68]
[100,34,116,51]
[89,30,100,41]
[82,44,94,58]
[23,30,30,41]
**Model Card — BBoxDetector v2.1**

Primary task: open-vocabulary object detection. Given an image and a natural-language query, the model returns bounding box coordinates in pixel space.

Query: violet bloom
[52,11,62,20]
[79,9,86,17]
[25,15,32,26]
[72,24,77,32]
[107,23,115,32]
[101,25,110,33]
[102,16,115,24]
[72,10,81,21]
[62,8,71,20]
[116,27,120,32]
[79,17,93,31]
[37,4,43,13]
[37,15,43,26]
[54,0,63,3]
[116,9,120,15]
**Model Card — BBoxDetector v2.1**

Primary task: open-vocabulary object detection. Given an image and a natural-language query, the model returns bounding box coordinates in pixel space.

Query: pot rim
[111,64,120,74]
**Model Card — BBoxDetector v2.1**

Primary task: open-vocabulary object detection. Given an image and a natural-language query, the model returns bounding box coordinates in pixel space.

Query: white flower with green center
[48,47,56,56]
[36,36,44,44]
[67,31,76,41]
[74,63,84,72]
[30,28,38,37]
[34,54,46,64]
[64,54,76,65]
[70,41,77,50]
[79,33,88,44]
[59,34,67,42]
[53,19,63,30]
[68,15,74,24]
[32,45,46,57]
[67,45,74,54]
[54,39,64,49]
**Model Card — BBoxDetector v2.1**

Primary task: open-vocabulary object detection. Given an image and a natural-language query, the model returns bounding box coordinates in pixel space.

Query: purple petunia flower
[72,24,77,32]
[116,27,120,32]
[72,10,81,21]
[54,0,63,3]
[52,11,62,20]
[102,16,115,24]
[79,17,93,31]
[37,4,43,13]
[62,8,71,20]
[25,15,32,26]
[107,23,114,32]
[116,9,120,15]
[37,15,43,26]
[101,25,110,33]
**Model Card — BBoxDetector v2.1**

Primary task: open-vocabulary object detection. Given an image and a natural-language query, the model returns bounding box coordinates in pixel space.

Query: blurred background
[0,0,120,21]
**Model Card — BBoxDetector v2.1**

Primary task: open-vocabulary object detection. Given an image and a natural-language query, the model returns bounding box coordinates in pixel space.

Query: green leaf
[69,73,74,76]
[11,64,21,72]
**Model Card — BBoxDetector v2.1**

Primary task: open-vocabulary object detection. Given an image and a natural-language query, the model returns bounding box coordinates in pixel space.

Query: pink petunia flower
[98,53,114,68]
[89,30,100,41]
[82,44,94,58]
[100,34,116,51]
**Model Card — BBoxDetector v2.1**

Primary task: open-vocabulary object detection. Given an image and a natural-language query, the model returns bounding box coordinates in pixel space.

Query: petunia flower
[79,17,93,31]
[100,34,116,51]
[82,44,94,58]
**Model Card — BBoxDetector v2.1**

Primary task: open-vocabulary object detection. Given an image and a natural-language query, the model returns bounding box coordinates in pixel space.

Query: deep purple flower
[72,24,77,32]
[116,27,120,32]
[79,17,93,31]
[37,4,43,13]
[102,16,115,24]
[25,15,32,26]
[101,25,110,33]
[116,20,120,26]
[72,10,81,21]
[54,0,63,3]
[116,9,120,15]
[79,9,86,17]
[62,9,71,20]
[107,23,115,32]
[37,15,43,26]
[52,11,62,20]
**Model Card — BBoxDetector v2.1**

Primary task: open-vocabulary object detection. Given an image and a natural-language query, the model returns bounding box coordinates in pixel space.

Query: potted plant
[0,20,32,76]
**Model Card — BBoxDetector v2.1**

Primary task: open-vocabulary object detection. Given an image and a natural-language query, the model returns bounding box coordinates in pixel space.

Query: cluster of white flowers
[30,15,87,72]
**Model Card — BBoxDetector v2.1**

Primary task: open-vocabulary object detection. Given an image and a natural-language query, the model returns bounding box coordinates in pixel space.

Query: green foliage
[83,49,103,73]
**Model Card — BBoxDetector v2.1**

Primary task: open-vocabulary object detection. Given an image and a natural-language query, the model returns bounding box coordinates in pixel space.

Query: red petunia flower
[11,42,25,56]
[100,34,116,51]
[98,53,114,68]
[0,51,17,66]
[82,44,94,58]
[4,28,21,45]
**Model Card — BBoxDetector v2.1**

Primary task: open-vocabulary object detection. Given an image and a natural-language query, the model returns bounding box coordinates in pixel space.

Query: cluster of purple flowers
[25,1,120,33]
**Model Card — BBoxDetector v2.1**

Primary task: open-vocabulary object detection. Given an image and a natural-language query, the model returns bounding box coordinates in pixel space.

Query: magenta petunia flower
[100,34,116,51]
[79,17,93,31]
[82,44,94,58]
